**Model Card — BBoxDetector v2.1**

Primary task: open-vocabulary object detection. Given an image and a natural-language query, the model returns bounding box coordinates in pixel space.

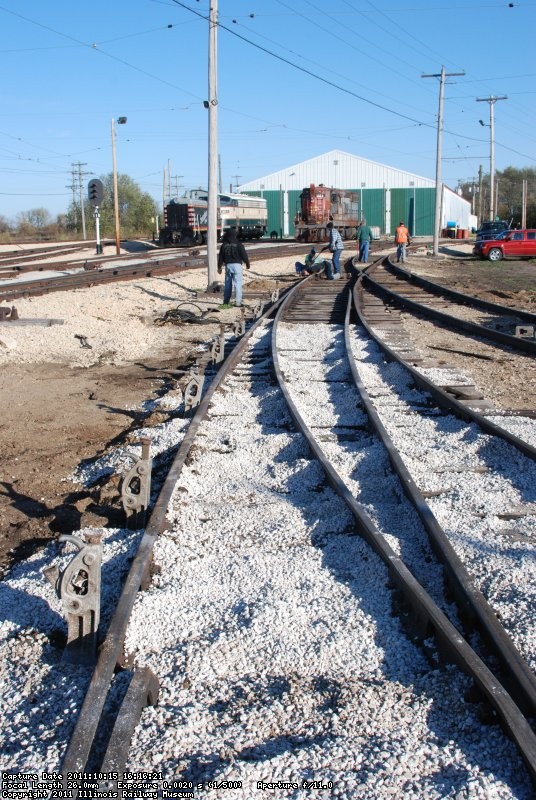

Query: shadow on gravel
[173,327,524,795]
[438,245,473,258]
[120,240,157,254]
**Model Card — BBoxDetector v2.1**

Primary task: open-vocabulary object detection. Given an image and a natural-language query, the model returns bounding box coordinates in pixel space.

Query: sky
[0,0,535,222]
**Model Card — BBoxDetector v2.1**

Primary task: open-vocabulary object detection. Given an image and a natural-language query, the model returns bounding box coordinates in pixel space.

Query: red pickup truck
[473,229,536,261]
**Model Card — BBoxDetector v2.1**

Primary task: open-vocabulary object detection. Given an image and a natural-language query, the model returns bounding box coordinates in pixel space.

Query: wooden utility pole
[478,164,483,225]
[162,167,167,221]
[74,162,88,241]
[476,95,507,221]
[422,66,465,256]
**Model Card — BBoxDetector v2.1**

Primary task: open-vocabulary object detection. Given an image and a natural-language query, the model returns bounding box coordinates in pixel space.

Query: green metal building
[239,149,470,238]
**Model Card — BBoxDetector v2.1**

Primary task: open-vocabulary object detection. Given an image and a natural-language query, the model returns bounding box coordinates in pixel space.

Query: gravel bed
[0,251,534,797]
[348,326,536,673]
[121,322,531,799]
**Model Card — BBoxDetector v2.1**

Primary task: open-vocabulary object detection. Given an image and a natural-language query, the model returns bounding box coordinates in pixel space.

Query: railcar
[159,190,267,247]
[294,184,359,242]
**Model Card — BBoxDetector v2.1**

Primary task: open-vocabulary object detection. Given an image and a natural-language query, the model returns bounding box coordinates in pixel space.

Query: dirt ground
[0,245,290,578]
[0,350,194,577]
[1,241,535,578]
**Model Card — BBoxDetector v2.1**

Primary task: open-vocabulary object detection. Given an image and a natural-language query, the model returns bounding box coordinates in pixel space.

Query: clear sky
[0,0,534,221]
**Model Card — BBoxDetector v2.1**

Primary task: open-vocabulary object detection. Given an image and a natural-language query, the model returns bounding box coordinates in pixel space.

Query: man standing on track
[356,220,374,263]
[395,220,411,263]
[217,228,250,307]
[321,222,344,279]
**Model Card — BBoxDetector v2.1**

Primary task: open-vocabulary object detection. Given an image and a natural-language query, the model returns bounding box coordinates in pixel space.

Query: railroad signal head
[88,178,104,206]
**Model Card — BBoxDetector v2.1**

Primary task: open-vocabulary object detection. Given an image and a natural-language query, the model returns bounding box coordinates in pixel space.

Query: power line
[171,0,435,128]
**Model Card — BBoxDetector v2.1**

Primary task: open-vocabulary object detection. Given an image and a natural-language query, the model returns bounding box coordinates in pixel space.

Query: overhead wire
[171,0,437,128]
[0,0,532,205]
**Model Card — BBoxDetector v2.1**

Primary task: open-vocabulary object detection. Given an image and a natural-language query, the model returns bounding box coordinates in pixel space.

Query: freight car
[294,184,359,242]
[159,190,267,247]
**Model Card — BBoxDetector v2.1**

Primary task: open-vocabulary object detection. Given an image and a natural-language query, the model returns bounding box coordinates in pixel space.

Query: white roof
[238,149,436,192]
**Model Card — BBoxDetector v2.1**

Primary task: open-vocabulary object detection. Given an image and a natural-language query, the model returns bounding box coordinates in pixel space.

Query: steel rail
[272,281,536,785]
[60,294,284,779]
[363,259,536,356]
[347,283,536,717]
[1,246,154,273]
[0,257,207,303]
[357,262,536,462]
[385,257,536,324]
[0,242,98,266]
[0,241,296,274]
[0,243,304,303]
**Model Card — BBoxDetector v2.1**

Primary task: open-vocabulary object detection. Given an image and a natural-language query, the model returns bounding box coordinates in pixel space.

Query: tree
[0,214,12,234]
[458,166,536,228]
[83,173,158,239]
[495,166,536,227]
[16,207,52,236]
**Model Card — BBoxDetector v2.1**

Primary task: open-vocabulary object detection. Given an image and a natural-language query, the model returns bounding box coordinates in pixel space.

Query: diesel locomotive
[159,190,267,247]
[294,184,360,242]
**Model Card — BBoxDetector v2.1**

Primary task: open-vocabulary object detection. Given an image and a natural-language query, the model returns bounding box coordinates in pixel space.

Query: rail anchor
[210,324,226,364]
[251,298,264,319]
[0,305,18,321]
[44,531,103,665]
[184,366,205,412]
[120,437,152,529]
[232,307,246,337]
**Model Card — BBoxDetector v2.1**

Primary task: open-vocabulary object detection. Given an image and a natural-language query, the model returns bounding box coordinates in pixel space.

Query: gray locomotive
[159,190,267,247]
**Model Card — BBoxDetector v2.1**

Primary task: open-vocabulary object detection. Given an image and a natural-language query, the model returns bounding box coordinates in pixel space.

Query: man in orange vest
[395,221,411,263]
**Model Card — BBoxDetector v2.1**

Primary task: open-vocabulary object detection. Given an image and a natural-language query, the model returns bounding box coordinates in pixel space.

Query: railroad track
[0,242,306,304]
[0,241,97,267]
[1,263,535,796]
[356,256,536,443]
[361,256,536,357]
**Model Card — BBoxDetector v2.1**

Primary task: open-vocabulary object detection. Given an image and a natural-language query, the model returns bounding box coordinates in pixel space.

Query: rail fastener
[43,531,103,666]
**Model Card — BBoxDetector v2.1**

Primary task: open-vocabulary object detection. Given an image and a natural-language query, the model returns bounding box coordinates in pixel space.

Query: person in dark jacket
[356,220,374,263]
[217,228,250,306]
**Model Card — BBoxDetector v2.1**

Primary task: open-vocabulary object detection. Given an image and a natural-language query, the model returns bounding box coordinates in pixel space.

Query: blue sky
[0,0,534,221]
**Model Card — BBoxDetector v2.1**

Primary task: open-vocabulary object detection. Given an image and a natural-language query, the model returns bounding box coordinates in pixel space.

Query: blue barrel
[446,221,457,228]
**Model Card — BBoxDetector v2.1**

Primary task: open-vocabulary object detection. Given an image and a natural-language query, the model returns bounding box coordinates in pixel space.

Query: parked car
[475,220,510,242]
[473,229,510,257]
[473,229,536,261]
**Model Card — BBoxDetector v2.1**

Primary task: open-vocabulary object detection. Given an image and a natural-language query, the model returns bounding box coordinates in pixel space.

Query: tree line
[2,165,536,241]
[459,166,536,227]
[0,172,158,241]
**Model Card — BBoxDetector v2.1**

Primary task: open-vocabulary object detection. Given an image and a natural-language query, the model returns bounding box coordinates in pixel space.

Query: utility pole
[207,0,218,290]
[477,95,507,221]
[422,66,465,256]
[522,179,528,229]
[73,162,89,241]
[232,175,242,193]
[171,175,184,197]
[478,164,483,225]
[67,168,78,227]
[111,116,127,256]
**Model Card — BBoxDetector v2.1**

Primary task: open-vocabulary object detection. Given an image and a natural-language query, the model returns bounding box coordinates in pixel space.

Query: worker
[395,221,411,263]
